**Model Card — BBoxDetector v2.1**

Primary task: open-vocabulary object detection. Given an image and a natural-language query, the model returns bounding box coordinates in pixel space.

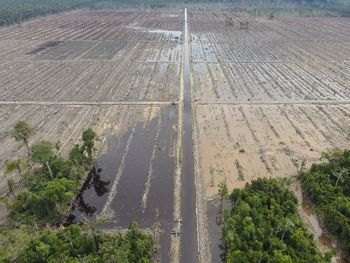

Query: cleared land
[190,11,350,262]
[0,7,350,263]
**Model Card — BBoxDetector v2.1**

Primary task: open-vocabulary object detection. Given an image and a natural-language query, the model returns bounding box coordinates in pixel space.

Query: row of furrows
[196,104,350,188]
[188,12,350,41]
[192,62,350,101]
[0,40,182,62]
[0,11,184,42]
[0,61,180,102]
[188,12,268,32]
[191,40,350,62]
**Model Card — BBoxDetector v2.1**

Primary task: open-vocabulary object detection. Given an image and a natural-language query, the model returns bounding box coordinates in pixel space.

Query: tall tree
[218,181,229,224]
[31,141,54,179]
[10,121,35,157]
[82,128,97,167]
[7,178,16,199]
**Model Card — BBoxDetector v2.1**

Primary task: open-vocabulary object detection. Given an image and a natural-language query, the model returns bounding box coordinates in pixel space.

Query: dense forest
[0,0,98,26]
[0,121,155,262]
[220,178,331,262]
[299,149,350,260]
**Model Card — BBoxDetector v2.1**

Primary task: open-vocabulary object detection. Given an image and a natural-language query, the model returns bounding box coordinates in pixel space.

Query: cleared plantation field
[0,11,183,103]
[190,11,350,195]
[193,62,350,102]
[190,11,350,262]
[0,11,183,41]
[195,104,350,195]
[0,40,181,61]
[189,12,350,42]
[0,61,180,101]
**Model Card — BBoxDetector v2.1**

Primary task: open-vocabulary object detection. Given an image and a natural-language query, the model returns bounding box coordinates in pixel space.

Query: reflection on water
[66,165,110,223]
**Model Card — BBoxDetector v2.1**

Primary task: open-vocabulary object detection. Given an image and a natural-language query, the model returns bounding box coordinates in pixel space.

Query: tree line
[0,0,97,26]
[0,121,155,262]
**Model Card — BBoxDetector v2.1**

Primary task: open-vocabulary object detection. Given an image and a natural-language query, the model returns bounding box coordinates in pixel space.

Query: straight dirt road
[180,7,199,263]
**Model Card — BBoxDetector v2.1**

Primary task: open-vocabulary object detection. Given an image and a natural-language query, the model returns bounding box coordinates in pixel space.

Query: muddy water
[293,183,333,250]
[293,183,348,263]
[69,106,177,262]
[180,7,199,263]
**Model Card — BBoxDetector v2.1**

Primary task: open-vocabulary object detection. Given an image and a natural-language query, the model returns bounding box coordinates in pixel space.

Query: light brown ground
[190,10,350,263]
[195,104,350,196]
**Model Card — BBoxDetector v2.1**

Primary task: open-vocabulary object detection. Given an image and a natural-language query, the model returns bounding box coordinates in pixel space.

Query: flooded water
[180,7,199,263]
[293,182,348,263]
[68,129,133,223]
[207,199,222,262]
[67,106,177,262]
[125,26,182,41]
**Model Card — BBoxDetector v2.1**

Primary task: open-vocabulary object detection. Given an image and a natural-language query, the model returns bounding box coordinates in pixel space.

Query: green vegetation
[0,222,154,262]
[0,0,98,26]
[299,148,350,260]
[0,0,180,26]
[10,120,35,157]
[1,121,155,262]
[5,124,96,224]
[221,178,330,262]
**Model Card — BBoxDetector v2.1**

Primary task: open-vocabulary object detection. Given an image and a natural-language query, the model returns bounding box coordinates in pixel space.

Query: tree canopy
[0,222,154,263]
[10,121,35,156]
[221,178,330,263]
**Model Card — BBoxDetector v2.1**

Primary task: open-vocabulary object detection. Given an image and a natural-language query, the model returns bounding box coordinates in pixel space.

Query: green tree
[218,181,229,224]
[5,159,28,175]
[221,178,329,263]
[82,128,97,167]
[31,141,54,179]
[11,121,35,157]
[7,178,16,198]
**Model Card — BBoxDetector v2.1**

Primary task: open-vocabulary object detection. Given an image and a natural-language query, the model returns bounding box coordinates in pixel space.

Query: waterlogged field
[0,10,183,262]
